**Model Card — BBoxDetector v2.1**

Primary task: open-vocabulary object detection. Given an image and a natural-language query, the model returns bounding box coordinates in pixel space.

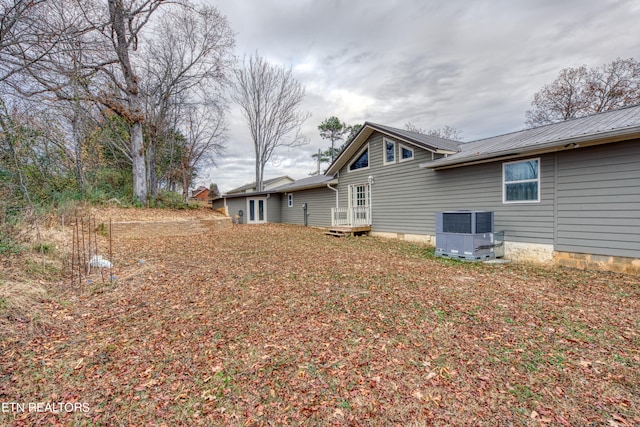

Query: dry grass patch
[0,281,50,336]
[0,217,639,426]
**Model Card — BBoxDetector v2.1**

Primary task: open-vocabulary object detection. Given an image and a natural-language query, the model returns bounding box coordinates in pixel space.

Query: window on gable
[287,193,293,207]
[349,146,369,171]
[384,138,395,165]
[399,144,414,162]
[503,158,540,203]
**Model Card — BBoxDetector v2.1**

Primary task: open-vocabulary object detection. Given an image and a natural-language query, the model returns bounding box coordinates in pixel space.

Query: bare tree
[404,122,464,141]
[589,58,640,112]
[3,0,236,203]
[100,0,170,203]
[1,1,101,190]
[3,0,169,203]
[0,0,64,84]
[525,58,640,128]
[525,66,590,127]
[232,54,309,192]
[141,3,235,197]
[176,103,227,200]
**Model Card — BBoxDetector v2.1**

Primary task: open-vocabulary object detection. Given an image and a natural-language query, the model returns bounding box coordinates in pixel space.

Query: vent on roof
[435,211,498,260]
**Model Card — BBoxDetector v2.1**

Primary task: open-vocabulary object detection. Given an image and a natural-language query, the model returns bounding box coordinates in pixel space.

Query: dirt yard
[1,208,638,426]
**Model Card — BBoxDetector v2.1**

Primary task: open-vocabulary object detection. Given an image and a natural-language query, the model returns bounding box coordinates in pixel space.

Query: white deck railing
[331,206,370,226]
[332,207,349,226]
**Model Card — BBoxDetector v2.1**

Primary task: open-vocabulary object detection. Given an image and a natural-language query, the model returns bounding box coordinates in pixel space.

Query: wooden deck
[324,225,371,237]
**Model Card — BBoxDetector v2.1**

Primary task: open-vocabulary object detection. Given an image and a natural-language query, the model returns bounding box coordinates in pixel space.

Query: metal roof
[216,175,337,200]
[272,174,337,192]
[368,123,461,152]
[226,175,294,194]
[421,105,640,169]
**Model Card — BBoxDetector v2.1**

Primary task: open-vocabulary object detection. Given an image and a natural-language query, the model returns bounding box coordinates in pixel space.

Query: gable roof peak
[326,121,460,175]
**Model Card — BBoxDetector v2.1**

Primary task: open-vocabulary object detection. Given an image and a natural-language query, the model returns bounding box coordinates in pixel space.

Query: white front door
[247,197,267,223]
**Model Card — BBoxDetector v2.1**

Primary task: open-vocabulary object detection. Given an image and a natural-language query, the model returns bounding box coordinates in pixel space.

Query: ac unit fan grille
[475,212,493,234]
[442,213,472,234]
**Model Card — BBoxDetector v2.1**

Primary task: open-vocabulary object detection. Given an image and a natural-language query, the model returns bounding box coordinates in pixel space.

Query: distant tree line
[0,0,235,210]
[525,58,640,127]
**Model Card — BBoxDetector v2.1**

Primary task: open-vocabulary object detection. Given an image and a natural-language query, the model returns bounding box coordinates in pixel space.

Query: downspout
[327,184,339,208]
[327,184,339,227]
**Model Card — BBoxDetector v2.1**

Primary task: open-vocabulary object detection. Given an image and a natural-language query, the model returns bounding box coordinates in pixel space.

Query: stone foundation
[504,242,555,264]
[554,252,640,275]
[369,231,434,245]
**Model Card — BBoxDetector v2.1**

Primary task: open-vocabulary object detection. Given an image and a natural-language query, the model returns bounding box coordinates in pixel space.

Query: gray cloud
[199,0,640,192]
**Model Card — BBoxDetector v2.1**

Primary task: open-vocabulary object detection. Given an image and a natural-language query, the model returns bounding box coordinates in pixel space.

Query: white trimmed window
[503,158,540,203]
[383,138,396,165]
[399,144,414,162]
[349,145,369,171]
[287,193,293,207]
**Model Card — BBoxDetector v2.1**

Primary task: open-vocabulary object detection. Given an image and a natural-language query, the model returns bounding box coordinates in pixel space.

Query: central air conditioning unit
[435,211,498,260]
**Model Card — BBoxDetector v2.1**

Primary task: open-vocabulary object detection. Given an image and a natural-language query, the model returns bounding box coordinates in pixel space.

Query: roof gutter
[218,190,277,199]
[420,126,640,170]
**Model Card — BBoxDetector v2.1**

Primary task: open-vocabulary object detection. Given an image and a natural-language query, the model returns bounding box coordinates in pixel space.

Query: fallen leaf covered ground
[1,208,639,426]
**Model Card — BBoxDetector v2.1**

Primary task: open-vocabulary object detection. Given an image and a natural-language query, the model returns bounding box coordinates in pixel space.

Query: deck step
[324,226,371,237]
[324,231,350,237]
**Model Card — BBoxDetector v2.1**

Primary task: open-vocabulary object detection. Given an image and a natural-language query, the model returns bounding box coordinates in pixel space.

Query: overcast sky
[199,0,640,192]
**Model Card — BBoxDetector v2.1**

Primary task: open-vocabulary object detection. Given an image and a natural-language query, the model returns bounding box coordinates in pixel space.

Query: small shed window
[383,138,396,165]
[503,158,540,203]
[287,193,293,207]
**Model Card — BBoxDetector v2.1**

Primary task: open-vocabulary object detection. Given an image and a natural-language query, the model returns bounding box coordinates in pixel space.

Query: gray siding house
[212,175,336,227]
[419,106,640,272]
[213,175,294,224]
[212,106,640,274]
[324,124,458,236]
[213,192,282,224]
[276,176,339,227]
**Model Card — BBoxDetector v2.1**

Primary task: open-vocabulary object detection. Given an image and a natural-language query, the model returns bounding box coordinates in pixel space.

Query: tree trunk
[71,106,84,191]
[181,163,189,201]
[147,126,158,198]
[255,145,263,191]
[130,120,147,203]
[107,0,148,204]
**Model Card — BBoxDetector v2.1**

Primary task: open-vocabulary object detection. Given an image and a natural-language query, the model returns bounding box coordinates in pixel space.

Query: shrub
[32,242,54,254]
[151,190,189,209]
[0,234,22,255]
